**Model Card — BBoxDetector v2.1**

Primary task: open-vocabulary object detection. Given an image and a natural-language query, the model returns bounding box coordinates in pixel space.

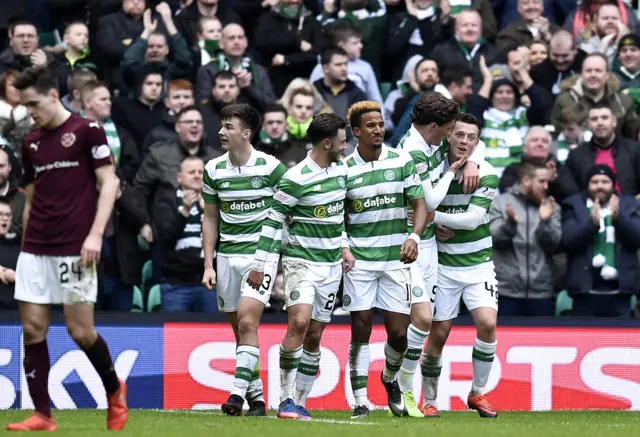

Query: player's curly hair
[346,101,382,130]
[411,92,459,126]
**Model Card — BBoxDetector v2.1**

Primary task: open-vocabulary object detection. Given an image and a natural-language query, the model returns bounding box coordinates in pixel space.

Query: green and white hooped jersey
[397,125,447,241]
[202,149,287,257]
[253,153,347,268]
[344,144,424,271]
[480,106,528,177]
[436,159,498,272]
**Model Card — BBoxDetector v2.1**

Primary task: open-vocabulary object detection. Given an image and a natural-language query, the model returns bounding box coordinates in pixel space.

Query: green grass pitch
[1,410,640,436]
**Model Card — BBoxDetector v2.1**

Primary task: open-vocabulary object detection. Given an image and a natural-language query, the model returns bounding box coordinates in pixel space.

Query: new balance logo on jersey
[220,182,230,189]
[314,184,322,191]
[354,177,364,185]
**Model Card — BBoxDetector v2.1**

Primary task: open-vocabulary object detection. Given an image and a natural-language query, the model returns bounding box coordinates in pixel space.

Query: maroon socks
[83,335,120,395]
[24,341,52,417]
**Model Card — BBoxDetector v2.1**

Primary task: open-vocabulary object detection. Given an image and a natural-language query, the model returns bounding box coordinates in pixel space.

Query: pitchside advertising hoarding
[0,322,639,411]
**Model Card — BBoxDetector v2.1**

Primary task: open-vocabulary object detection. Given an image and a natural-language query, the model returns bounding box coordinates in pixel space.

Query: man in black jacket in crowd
[530,30,585,99]
[0,146,25,242]
[152,156,217,312]
[112,67,166,152]
[200,70,239,150]
[142,79,195,155]
[566,106,640,197]
[133,105,220,248]
[96,0,165,90]
[175,0,241,48]
[561,165,640,317]
[313,46,367,121]
[0,198,19,310]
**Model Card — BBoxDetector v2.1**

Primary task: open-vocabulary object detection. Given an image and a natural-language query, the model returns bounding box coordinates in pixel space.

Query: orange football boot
[7,412,58,431]
[107,379,128,430]
[467,393,498,418]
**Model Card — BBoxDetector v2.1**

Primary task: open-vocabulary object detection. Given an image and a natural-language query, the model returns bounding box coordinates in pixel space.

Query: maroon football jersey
[21,114,114,256]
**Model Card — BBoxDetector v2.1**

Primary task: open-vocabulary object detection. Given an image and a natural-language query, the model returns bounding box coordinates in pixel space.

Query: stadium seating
[132,286,144,313]
[555,290,573,316]
[147,284,162,313]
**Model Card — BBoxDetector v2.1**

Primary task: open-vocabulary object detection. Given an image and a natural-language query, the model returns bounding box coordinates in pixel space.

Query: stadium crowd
[0,0,639,318]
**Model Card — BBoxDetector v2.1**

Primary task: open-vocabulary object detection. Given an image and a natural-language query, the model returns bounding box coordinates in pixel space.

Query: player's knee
[387,328,407,350]
[66,324,96,349]
[411,312,432,332]
[288,311,309,336]
[237,314,258,338]
[22,316,48,344]
[475,318,497,339]
[429,322,451,347]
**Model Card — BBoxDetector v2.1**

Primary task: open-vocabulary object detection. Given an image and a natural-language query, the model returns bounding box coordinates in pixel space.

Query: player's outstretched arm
[201,202,219,290]
[435,173,498,231]
[80,166,120,266]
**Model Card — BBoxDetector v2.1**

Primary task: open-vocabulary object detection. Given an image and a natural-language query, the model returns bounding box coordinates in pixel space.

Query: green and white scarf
[449,0,472,16]
[587,198,618,280]
[103,119,121,167]
[480,106,528,177]
[258,129,289,144]
[555,129,592,164]
[216,53,259,87]
[176,188,204,258]
[455,36,483,64]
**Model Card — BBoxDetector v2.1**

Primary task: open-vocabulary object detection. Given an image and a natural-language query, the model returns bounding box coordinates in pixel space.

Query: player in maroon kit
[6,67,128,431]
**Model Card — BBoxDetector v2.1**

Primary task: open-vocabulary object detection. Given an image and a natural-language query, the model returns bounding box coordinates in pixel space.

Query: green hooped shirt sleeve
[470,174,499,210]
[409,150,430,183]
[268,162,288,188]
[202,168,217,204]
[253,177,302,269]
[403,157,424,201]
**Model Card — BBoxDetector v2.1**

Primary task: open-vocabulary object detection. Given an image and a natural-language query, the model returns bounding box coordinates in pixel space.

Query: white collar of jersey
[353,143,389,165]
[410,124,441,151]
[225,147,257,169]
[305,151,337,172]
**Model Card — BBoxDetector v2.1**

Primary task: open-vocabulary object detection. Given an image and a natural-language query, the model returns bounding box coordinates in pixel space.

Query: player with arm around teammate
[422,113,500,419]
[201,104,288,417]
[7,67,127,432]
[396,92,485,417]
[341,101,428,419]
[246,113,350,420]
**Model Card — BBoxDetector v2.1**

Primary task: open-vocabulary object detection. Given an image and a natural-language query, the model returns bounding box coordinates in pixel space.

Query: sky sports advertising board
[0,323,638,411]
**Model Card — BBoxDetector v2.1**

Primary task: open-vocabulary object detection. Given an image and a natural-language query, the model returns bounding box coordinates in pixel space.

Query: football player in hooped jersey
[247,113,350,420]
[342,101,428,419]
[423,113,500,419]
[202,104,287,417]
[7,67,127,432]
[396,92,485,417]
